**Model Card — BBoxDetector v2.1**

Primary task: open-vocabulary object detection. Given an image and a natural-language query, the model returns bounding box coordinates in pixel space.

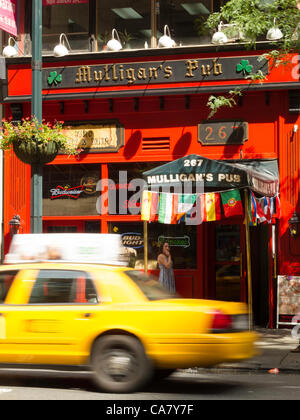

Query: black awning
[143,154,279,196]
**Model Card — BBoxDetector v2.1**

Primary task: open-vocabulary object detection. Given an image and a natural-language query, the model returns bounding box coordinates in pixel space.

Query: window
[42,2,90,52]
[107,162,163,216]
[0,271,18,303]
[24,0,227,54]
[43,163,100,216]
[97,0,151,50]
[158,0,217,46]
[29,270,98,304]
[109,221,197,270]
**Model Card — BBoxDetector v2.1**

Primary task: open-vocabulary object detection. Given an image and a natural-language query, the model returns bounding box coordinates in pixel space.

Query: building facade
[1,0,300,328]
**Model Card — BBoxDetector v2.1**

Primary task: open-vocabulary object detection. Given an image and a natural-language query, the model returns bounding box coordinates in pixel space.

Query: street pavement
[203,328,300,373]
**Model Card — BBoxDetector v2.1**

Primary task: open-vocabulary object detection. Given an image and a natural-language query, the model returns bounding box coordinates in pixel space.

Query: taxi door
[0,268,100,365]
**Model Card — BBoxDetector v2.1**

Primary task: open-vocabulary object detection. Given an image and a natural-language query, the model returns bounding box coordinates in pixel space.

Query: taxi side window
[0,271,18,303]
[29,270,98,304]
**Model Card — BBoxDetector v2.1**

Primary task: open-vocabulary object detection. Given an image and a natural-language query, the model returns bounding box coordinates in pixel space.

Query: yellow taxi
[0,234,258,393]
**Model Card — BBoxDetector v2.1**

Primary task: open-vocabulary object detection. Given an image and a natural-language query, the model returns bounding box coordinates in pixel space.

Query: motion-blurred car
[0,234,258,393]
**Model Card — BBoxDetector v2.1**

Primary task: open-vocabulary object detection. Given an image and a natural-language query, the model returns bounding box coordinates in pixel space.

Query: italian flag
[159,193,178,224]
[141,190,159,221]
[221,189,243,217]
[202,193,221,221]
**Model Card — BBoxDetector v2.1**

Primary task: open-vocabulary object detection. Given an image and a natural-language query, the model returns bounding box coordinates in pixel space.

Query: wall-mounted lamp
[158,25,175,48]
[53,33,71,57]
[107,29,123,52]
[9,214,21,237]
[2,36,18,58]
[266,18,283,41]
[288,211,300,237]
[211,22,228,45]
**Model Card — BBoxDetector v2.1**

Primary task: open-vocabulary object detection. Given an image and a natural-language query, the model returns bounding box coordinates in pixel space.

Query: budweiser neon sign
[50,185,84,199]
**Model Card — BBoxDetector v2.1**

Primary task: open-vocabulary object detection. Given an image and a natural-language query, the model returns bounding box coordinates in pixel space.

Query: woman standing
[157,242,176,293]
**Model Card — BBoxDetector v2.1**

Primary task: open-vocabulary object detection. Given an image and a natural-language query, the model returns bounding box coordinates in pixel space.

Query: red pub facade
[1,1,300,328]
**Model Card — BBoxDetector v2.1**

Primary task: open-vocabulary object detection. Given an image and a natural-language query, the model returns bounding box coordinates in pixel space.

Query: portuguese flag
[221,189,243,217]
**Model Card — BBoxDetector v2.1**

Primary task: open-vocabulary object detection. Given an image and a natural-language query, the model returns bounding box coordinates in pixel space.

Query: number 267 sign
[198,120,248,145]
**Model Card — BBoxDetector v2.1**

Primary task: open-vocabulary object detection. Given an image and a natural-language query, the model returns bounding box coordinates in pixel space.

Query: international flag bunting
[249,190,257,226]
[158,193,177,224]
[141,190,159,222]
[177,194,197,222]
[221,189,243,218]
[248,191,281,225]
[202,193,221,222]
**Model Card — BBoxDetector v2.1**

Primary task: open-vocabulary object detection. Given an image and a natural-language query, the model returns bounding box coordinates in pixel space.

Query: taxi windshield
[126,270,179,301]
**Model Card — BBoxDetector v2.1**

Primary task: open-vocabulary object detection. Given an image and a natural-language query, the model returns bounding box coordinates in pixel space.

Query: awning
[143,154,279,196]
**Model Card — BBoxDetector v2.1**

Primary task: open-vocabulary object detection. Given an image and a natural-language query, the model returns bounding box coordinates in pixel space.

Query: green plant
[0,117,78,155]
[204,0,299,118]
[207,89,242,118]
[120,30,135,46]
[205,0,300,51]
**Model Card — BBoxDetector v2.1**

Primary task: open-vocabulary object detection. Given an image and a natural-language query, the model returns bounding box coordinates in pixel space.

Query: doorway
[43,220,101,233]
[205,222,247,302]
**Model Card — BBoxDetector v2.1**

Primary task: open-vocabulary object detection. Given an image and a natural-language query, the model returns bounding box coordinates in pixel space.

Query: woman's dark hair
[158,241,169,255]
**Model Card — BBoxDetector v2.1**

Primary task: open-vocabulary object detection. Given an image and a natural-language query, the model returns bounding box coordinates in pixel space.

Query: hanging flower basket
[0,117,78,165]
[12,138,59,164]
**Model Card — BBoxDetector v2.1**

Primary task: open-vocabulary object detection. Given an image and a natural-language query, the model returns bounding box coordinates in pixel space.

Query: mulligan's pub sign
[44,56,268,89]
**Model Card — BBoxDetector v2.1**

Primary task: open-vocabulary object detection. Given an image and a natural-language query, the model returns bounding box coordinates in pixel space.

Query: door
[206,222,246,302]
[43,220,100,233]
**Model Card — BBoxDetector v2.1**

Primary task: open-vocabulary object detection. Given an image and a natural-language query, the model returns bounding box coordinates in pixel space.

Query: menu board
[277,275,300,327]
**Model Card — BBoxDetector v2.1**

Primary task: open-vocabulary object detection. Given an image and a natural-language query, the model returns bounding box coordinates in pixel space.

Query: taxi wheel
[91,334,153,393]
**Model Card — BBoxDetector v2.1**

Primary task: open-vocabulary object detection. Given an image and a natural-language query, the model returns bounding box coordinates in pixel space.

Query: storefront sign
[50,185,84,199]
[198,120,248,145]
[44,56,268,89]
[64,121,124,153]
[158,235,191,248]
[121,233,144,249]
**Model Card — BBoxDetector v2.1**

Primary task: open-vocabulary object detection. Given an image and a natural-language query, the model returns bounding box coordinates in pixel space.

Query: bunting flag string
[141,188,280,225]
[248,190,281,225]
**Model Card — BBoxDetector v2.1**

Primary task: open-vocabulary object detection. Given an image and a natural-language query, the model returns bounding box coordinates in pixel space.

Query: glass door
[207,223,246,302]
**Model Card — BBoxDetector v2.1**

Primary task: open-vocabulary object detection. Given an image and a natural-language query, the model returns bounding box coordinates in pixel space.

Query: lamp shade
[2,37,18,58]
[158,25,175,48]
[266,19,283,40]
[211,23,228,45]
[107,29,123,51]
[53,33,71,57]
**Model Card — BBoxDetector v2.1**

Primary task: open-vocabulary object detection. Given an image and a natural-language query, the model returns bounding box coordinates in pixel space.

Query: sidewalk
[218,328,300,373]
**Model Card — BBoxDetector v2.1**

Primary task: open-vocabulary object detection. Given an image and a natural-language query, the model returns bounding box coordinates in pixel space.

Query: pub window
[97,0,151,50]
[42,2,90,52]
[158,0,221,46]
[108,221,197,270]
[23,0,228,54]
[42,163,100,217]
[107,162,164,216]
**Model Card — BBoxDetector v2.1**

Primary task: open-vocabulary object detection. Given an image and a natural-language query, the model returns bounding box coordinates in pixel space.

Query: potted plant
[0,117,77,164]
[120,30,135,49]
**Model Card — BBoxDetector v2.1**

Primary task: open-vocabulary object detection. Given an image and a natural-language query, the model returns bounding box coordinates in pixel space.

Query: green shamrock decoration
[48,71,62,86]
[236,59,253,76]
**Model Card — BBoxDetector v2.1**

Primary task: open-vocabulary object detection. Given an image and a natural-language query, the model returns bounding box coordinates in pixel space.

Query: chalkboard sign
[198,120,248,145]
